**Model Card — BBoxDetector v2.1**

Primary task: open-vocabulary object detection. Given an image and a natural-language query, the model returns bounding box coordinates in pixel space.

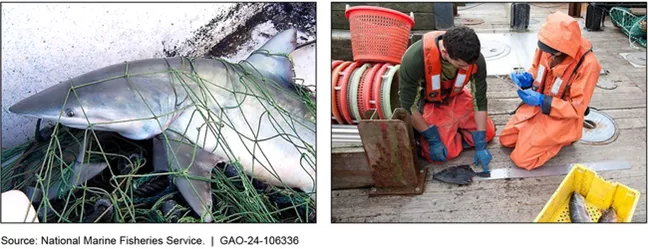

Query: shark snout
[8,85,71,119]
[8,97,41,116]
[8,102,19,114]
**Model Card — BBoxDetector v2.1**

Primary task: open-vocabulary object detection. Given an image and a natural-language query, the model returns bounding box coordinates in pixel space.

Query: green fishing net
[1,54,316,223]
[610,7,646,48]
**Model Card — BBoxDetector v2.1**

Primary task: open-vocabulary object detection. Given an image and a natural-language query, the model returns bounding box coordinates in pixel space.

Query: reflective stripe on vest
[550,77,563,95]
[532,47,591,98]
[423,31,476,102]
[535,65,546,85]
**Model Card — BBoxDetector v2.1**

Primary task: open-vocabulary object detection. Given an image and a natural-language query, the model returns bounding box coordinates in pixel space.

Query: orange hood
[538,11,588,58]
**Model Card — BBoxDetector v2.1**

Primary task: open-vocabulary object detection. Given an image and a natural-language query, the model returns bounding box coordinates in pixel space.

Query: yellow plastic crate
[535,164,640,222]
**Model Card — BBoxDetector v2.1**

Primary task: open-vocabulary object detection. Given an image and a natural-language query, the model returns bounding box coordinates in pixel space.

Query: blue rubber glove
[421,125,447,162]
[517,89,545,107]
[510,71,533,89]
[471,131,492,173]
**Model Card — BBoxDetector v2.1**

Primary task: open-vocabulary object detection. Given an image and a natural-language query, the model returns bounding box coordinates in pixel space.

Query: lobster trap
[609,7,647,48]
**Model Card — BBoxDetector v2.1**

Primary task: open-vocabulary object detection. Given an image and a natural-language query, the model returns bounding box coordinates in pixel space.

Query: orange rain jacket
[499,11,602,170]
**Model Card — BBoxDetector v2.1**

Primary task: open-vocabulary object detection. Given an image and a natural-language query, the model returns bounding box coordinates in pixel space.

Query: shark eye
[65,108,75,117]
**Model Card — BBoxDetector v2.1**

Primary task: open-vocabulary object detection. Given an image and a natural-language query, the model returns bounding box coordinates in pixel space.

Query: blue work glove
[421,125,447,162]
[510,71,534,89]
[517,89,545,107]
[471,131,492,173]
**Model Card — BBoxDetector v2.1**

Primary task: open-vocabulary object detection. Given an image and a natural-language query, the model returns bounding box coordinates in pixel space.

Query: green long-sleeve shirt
[398,36,488,113]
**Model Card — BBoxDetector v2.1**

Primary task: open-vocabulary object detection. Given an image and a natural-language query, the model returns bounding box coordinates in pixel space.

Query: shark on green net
[7,28,316,222]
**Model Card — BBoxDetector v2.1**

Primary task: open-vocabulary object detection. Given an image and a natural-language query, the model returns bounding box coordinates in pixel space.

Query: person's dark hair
[443,26,481,64]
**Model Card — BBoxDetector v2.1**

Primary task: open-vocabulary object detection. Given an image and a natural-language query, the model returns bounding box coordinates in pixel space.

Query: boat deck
[331,3,647,222]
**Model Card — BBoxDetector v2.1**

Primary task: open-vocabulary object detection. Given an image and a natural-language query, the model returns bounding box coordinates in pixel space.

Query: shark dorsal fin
[244,28,298,91]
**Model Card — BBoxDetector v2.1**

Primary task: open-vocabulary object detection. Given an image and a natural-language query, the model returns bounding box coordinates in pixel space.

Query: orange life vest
[423,31,477,103]
[530,46,592,99]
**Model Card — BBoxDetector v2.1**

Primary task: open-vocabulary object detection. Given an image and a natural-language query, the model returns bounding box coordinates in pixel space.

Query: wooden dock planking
[333,125,646,222]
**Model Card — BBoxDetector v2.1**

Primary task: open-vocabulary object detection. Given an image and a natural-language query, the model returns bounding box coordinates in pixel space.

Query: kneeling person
[501,12,602,170]
[399,26,496,173]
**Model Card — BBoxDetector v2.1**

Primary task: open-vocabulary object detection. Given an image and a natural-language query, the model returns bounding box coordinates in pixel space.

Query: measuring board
[474,160,631,181]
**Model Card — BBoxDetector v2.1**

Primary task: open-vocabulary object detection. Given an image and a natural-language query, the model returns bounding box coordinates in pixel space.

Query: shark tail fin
[244,28,298,90]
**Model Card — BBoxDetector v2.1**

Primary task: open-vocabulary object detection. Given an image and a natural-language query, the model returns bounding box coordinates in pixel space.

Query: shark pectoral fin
[70,134,108,187]
[45,161,109,200]
[69,162,109,187]
[46,135,109,200]
[244,28,298,90]
[154,134,222,222]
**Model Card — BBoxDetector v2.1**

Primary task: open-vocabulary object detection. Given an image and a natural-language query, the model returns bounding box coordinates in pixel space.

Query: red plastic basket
[345,6,415,64]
